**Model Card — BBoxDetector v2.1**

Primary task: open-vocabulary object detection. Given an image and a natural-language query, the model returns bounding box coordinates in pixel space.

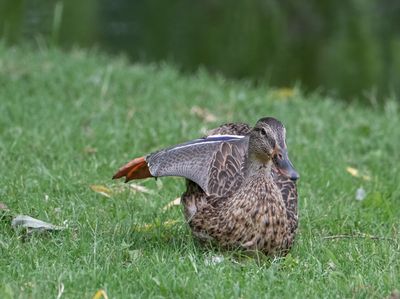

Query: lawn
[0,44,399,298]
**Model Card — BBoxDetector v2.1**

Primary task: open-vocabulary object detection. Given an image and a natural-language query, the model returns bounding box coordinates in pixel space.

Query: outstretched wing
[147,135,249,196]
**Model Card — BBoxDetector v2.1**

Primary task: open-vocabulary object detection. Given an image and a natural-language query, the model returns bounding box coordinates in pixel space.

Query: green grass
[0,44,399,299]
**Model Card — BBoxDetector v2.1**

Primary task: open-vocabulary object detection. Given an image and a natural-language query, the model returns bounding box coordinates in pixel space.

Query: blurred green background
[1,0,400,102]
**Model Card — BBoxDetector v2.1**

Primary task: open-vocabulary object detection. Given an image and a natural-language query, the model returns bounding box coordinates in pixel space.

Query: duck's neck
[243,153,273,179]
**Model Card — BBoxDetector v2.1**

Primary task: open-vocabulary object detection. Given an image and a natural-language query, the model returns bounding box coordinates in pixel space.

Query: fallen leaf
[355,187,366,201]
[92,289,108,299]
[134,220,179,232]
[110,184,127,194]
[84,146,98,154]
[346,167,359,177]
[274,87,295,99]
[346,167,371,181]
[90,185,113,198]
[129,183,155,194]
[11,215,64,232]
[190,106,217,123]
[162,197,181,210]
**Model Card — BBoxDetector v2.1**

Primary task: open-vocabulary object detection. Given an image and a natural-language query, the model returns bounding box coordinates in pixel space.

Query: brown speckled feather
[207,141,248,196]
[274,173,298,235]
[207,122,251,136]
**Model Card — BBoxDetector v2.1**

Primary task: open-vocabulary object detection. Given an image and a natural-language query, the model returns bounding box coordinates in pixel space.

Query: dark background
[2,0,400,103]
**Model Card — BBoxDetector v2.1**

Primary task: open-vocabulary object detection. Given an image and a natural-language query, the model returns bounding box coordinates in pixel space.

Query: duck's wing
[205,138,249,196]
[113,135,249,197]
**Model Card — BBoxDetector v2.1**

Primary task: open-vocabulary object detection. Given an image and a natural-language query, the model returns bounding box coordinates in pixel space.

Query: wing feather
[146,135,248,196]
[206,140,248,196]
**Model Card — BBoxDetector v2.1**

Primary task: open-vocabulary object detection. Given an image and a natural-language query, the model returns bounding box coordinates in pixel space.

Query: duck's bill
[273,150,299,181]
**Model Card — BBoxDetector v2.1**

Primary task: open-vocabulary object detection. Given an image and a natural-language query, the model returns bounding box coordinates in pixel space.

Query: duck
[113,117,299,256]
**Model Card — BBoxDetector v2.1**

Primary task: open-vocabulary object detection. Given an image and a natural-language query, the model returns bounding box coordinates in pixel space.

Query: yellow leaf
[274,88,295,100]
[92,289,108,299]
[90,185,113,198]
[346,167,371,181]
[135,220,179,232]
[346,167,359,177]
[162,197,181,210]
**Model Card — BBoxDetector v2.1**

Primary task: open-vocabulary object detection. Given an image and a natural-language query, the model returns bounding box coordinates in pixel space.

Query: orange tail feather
[112,156,152,182]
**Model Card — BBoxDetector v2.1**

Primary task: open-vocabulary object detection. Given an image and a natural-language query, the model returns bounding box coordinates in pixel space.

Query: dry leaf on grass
[346,167,371,181]
[90,185,113,198]
[162,197,181,210]
[129,183,155,194]
[134,220,179,232]
[11,215,64,232]
[83,146,98,154]
[91,183,155,197]
[92,289,108,299]
[190,106,217,123]
[273,87,296,100]
[346,166,359,177]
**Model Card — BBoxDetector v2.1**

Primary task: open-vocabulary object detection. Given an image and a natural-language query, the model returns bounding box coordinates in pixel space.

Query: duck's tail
[112,156,152,182]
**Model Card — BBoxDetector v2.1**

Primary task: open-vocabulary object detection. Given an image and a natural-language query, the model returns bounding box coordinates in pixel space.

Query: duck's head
[249,117,299,181]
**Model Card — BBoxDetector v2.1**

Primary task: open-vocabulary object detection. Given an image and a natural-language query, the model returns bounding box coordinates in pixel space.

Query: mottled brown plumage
[113,117,299,256]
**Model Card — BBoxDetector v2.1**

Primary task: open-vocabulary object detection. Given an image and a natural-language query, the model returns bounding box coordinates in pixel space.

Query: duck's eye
[260,129,267,136]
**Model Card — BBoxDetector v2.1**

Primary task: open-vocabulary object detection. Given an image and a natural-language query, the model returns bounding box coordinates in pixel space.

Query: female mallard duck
[113,117,299,255]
